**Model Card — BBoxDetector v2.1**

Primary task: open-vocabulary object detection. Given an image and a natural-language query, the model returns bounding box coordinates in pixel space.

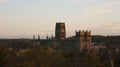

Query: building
[55,23,66,41]
[75,30,91,52]
[38,22,91,52]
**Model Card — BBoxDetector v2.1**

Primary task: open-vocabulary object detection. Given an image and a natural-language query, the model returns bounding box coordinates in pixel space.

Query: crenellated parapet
[75,30,91,39]
[75,30,91,52]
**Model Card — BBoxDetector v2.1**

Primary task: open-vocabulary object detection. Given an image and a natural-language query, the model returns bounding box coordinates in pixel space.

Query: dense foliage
[1,46,119,67]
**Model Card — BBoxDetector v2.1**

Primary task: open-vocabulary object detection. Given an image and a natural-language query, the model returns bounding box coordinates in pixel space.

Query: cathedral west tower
[55,22,66,41]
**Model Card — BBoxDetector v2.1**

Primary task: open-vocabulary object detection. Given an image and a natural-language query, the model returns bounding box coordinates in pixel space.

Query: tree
[0,48,10,67]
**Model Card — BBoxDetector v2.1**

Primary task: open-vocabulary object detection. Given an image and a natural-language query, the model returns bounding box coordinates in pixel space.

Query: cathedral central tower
[55,22,66,41]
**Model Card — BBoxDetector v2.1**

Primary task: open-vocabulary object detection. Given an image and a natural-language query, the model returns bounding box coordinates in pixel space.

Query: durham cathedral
[35,22,91,52]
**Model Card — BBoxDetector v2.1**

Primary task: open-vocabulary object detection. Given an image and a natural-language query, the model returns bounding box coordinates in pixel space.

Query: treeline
[0,39,33,49]
[1,46,120,67]
[92,35,120,45]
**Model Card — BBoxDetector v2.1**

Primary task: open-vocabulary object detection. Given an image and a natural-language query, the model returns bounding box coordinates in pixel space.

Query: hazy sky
[0,0,120,38]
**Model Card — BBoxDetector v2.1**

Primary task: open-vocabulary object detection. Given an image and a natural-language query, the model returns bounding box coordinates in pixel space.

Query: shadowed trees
[0,48,10,67]
[0,46,117,67]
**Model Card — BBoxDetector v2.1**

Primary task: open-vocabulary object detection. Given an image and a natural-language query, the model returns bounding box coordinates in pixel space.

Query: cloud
[93,22,120,35]
[83,1,120,15]
[101,22,120,31]
[64,0,91,2]
[56,0,94,4]
[0,0,11,4]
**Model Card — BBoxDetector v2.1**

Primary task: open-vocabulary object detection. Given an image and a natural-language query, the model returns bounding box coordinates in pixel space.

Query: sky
[0,0,120,39]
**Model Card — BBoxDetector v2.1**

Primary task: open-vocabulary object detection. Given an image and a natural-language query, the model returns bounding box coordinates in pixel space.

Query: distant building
[38,22,91,52]
[38,34,40,41]
[55,23,66,41]
[33,34,35,40]
[75,30,91,52]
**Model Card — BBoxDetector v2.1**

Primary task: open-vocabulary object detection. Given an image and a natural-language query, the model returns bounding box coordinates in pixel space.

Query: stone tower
[38,34,40,41]
[55,22,66,41]
[33,34,35,41]
[75,30,91,52]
